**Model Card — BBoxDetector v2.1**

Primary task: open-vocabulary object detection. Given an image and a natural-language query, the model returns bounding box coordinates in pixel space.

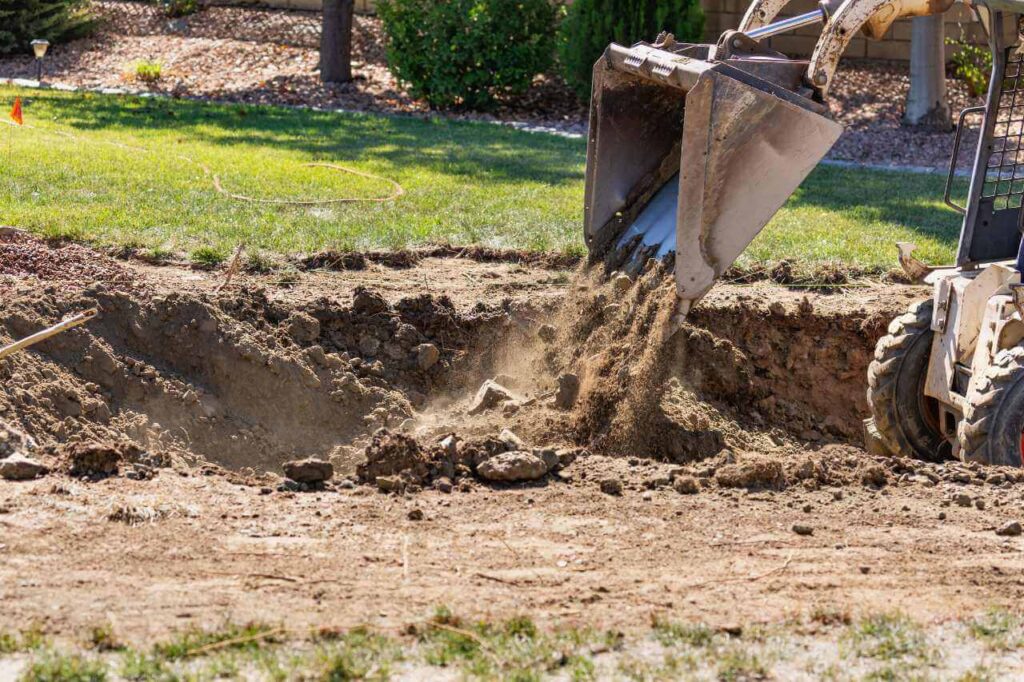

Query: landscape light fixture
[30,39,49,82]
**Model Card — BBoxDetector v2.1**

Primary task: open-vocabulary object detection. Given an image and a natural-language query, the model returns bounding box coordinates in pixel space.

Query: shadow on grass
[19,88,586,188]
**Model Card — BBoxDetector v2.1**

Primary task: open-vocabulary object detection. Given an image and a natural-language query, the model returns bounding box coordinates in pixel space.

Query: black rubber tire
[958,346,1024,467]
[866,300,944,460]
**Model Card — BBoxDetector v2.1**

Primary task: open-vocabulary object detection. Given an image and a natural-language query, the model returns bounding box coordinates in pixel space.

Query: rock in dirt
[538,324,557,343]
[407,508,424,521]
[715,457,785,490]
[415,343,440,371]
[792,524,814,536]
[0,423,36,459]
[0,453,48,481]
[554,373,580,410]
[996,521,1023,537]
[283,458,334,484]
[600,478,623,496]
[612,273,632,293]
[498,428,525,451]
[284,312,320,345]
[467,380,515,415]
[62,441,135,478]
[673,476,701,495]
[476,451,549,482]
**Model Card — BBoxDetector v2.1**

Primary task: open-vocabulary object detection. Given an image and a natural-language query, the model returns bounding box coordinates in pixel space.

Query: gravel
[0,3,982,170]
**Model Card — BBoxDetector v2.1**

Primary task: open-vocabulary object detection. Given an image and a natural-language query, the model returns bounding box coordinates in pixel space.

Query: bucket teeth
[583,41,843,311]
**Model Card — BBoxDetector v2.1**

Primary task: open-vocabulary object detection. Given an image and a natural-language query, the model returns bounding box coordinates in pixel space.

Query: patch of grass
[151,621,281,660]
[189,246,227,268]
[650,617,715,648]
[0,85,967,270]
[85,625,122,653]
[418,606,602,680]
[966,609,1024,651]
[715,646,768,681]
[117,651,175,682]
[844,613,933,663]
[0,624,48,654]
[244,250,275,274]
[315,627,401,681]
[130,60,162,83]
[19,652,107,682]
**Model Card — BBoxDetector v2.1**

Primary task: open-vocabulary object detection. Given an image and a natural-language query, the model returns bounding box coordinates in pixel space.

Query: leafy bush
[161,0,199,18]
[0,0,94,55]
[559,0,705,101]
[947,37,991,97]
[378,0,558,110]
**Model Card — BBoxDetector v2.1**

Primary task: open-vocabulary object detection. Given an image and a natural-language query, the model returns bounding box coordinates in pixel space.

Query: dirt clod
[793,524,814,536]
[554,373,580,410]
[62,441,135,478]
[415,343,440,371]
[283,458,333,484]
[715,456,785,490]
[600,478,623,496]
[673,475,700,495]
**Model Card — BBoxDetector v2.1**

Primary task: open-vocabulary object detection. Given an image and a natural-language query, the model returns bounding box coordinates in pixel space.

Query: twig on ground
[215,243,245,293]
[184,627,288,657]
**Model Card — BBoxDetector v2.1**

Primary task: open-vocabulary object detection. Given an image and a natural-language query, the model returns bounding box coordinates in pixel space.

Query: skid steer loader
[584,0,1024,465]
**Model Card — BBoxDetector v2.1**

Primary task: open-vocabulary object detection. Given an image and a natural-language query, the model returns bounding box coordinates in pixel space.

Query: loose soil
[3,231,1024,655]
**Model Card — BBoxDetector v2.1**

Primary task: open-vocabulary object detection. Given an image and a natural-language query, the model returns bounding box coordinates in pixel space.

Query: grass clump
[0,624,48,654]
[151,621,280,660]
[19,652,107,682]
[650,617,715,648]
[189,246,226,269]
[419,606,601,680]
[314,627,401,681]
[966,609,1024,651]
[843,610,933,663]
[130,60,162,84]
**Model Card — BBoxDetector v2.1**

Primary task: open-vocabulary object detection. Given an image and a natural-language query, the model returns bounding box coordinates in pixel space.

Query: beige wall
[702,0,986,61]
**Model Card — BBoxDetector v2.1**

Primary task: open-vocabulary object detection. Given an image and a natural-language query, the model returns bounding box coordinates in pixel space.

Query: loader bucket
[584,40,843,310]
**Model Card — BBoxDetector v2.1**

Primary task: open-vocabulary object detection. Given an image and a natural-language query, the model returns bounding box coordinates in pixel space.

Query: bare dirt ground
[4,232,1024,677]
[0,2,983,169]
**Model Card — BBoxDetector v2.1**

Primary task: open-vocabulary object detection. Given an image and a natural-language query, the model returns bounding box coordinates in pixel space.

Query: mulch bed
[0,1,983,168]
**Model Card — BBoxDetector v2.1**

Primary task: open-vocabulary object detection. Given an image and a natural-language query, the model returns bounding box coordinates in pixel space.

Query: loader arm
[583,0,970,314]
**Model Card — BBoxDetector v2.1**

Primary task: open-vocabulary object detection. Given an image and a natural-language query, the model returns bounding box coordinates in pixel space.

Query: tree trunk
[903,14,952,130]
[321,0,354,84]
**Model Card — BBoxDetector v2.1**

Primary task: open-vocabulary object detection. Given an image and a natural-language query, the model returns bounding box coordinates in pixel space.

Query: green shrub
[558,0,705,101]
[161,0,199,18]
[378,0,557,110]
[0,0,95,56]
[947,37,991,97]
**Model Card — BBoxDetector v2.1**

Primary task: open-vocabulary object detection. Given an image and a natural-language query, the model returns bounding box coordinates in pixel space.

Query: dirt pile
[0,280,517,476]
[355,428,580,492]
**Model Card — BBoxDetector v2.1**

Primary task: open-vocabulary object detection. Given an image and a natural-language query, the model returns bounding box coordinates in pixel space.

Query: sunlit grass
[0,85,966,271]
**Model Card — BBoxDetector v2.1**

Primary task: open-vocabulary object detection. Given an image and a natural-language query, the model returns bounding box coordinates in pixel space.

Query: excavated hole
[0,274,899,477]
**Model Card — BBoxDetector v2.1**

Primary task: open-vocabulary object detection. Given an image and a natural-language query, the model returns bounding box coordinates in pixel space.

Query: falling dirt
[7,232,1024,646]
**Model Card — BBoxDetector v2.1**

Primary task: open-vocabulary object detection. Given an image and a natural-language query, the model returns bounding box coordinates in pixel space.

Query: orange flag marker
[9,97,23,126]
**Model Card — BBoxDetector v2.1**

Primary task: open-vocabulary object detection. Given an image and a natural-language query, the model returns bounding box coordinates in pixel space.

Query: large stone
[996,521,1022,537]
[498,428,525,451]
[283,458,334,484]
[0,453,48,481]
[476,451,549,482]
[467,380,515,415]
[415,343,441,371]
[554,374,580,410]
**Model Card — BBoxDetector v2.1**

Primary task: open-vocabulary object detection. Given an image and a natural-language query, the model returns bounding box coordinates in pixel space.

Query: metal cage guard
[956,10,1024,266]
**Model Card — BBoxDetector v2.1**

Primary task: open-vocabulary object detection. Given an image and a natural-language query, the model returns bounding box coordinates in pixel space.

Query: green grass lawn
[0,85,965,272]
